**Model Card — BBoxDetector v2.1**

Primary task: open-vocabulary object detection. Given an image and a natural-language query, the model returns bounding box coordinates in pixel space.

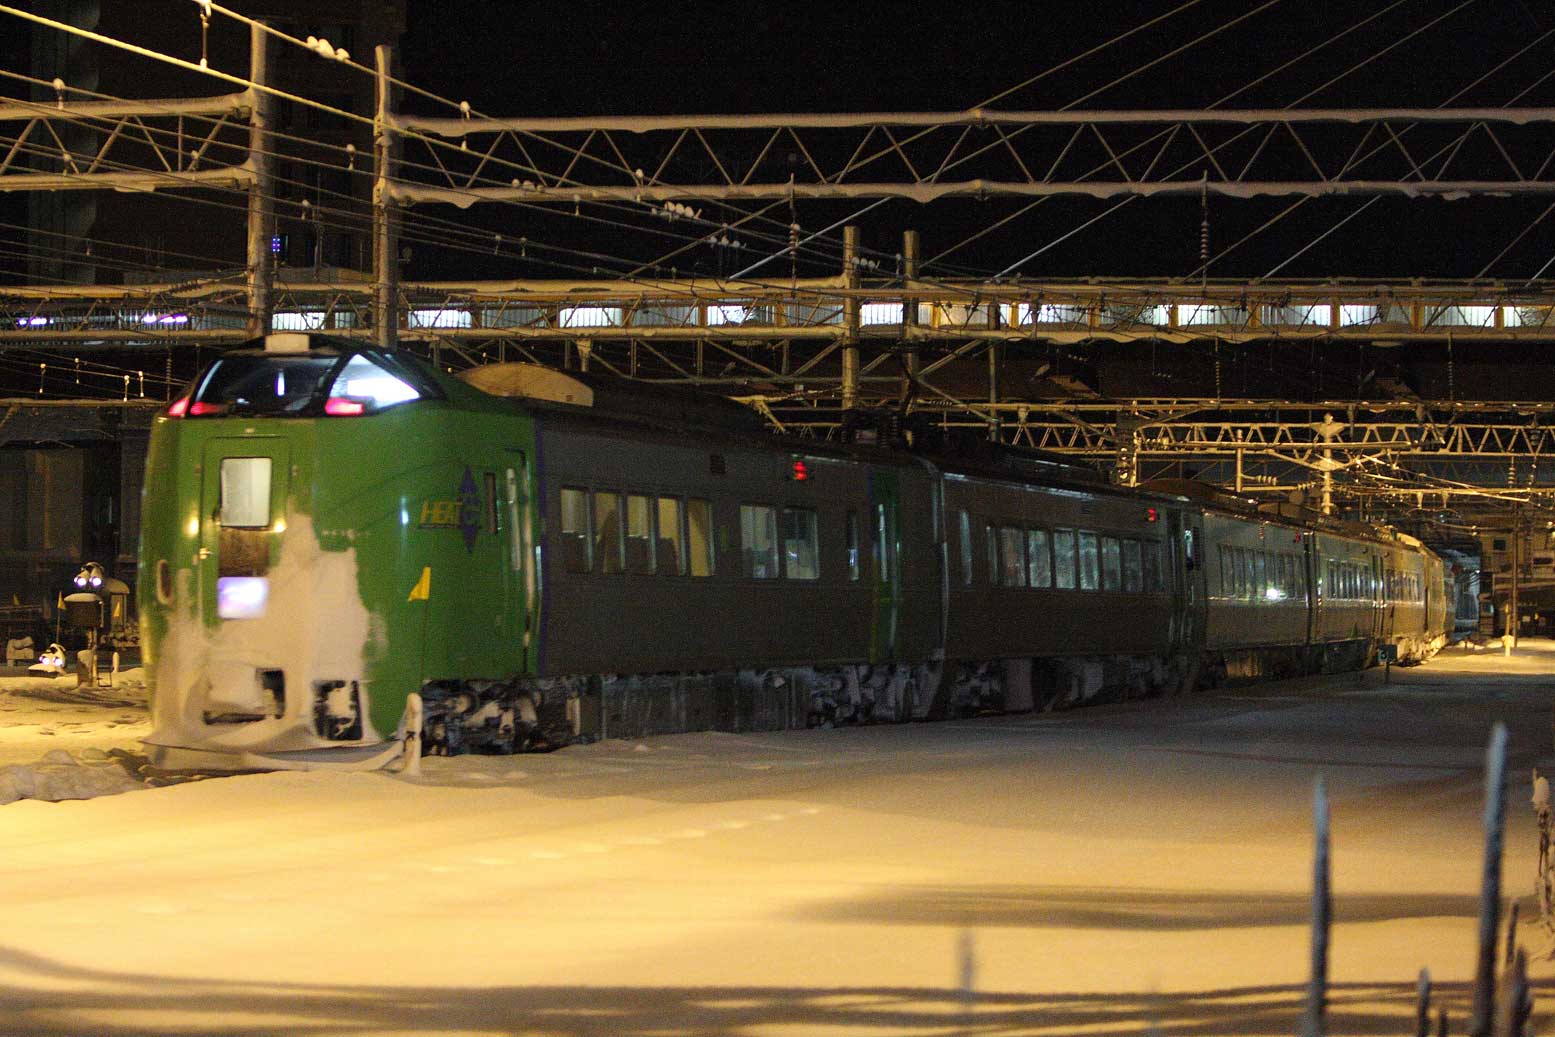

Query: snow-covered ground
[1,643,1554,1035]
[0,666,150,804]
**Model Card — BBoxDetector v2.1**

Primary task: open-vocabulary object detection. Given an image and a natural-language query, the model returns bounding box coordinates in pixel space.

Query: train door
[868,469,901,663]
[502,450,535,672]
[1168,509,1206,649]
[199,437,289,626]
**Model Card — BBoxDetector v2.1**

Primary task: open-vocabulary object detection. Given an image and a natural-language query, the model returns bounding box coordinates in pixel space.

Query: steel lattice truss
[389,108,1555,206]
[0,92,254,192]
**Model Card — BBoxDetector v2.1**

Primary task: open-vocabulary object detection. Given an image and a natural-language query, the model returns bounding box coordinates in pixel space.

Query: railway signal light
[791,459,808,481]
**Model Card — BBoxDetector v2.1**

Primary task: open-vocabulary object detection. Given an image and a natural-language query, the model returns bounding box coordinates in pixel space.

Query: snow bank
[0,748,147,805]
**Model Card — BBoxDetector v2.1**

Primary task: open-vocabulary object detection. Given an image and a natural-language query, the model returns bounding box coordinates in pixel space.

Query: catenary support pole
[902,229,920,396]
[841,226,859,413]
[373,44,400,349]
[244,22,273,339]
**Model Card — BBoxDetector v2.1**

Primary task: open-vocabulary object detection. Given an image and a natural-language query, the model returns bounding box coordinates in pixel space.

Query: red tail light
[166,397,189,417]
[188,401,226,416]
[324,398,366,416]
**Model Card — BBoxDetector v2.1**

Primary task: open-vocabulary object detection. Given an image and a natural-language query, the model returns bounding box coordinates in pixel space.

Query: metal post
[1509,514,1520,650]
[244,22,274,339]
[902,229,920,393]
[1469,722,1509,1037]
[841,226,859,412]
[373,44,399,349]
[1235,446,1245,494]
[987,305,1001,442]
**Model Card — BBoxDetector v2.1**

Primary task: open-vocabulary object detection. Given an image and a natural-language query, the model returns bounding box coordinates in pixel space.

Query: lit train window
[1078,532,1100,591]
[999,527,1026,587]
[782,508,820,580]
[1027,529,1051,588]
[219,458,271,528]
[686,499,714,577]
[1122,539,1142,593]
[328,354,422,410]
[740,504,779,579]
[1053,529,1077,589]
[1101,537,1121,592]
[625,494,655,575]
[594,492,624,574]
[656,497,685,575]
[559,488,591,573]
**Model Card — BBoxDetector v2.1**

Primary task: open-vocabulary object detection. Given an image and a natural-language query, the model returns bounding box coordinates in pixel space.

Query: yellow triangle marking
[407,566,431,602]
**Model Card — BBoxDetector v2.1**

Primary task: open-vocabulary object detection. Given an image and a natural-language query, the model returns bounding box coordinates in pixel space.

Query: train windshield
[186,350,432,417]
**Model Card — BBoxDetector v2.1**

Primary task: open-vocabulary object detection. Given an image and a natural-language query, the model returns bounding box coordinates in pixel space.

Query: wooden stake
[1302,775,1331,1037]
[1415,968,1432,1037]
[1470,723,1509,1037]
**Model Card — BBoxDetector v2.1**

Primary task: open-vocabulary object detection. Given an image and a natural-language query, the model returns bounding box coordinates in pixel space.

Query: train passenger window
[687,498,714,577]
[741,504,780,579]
[1143,541,1165,592]
[1123,539,1142,593]
[219,457,271,528]
[1053,529,1077,589]
[845,511,861,581]
[656,497,685,575]
[483,473,499,536]
[625,494,655,575]
[1254,552,1267,601]
[1078,532,1100,591]
[1242,550,1255,600]
[958,511,973,586]
[1219,547,1231,595]
[1101,537,1121,591]
[594,492,624,574]
[999,527,1027,587]
[782,507,820,580]
[560,488,591,573]
[985,523,999,585]
[1027,529,1052,588]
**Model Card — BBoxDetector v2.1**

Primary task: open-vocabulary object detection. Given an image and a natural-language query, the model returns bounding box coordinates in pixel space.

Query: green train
[139,332,1450,771]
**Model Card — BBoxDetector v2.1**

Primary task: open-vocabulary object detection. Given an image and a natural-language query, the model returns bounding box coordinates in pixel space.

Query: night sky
[390,0,1555,283]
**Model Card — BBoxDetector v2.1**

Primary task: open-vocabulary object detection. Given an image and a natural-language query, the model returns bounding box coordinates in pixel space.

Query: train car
[139,333,1452,770]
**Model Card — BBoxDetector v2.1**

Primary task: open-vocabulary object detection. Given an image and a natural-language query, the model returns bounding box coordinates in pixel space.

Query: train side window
[1122,539,1142,593]
[999,526,1027,587]
[1101,536,1121,591]
[1144,540,1165,592]
[1078,531,1100,591]
[686,498,714,577]
[845,511,861,581]
[782,507,820,580]
[958,510,973,586]
[1053,528,1077,589]
[656,497,685,575]
[1242,550,1256,600]
[985,523,999,585]
[559,487,591,573]
[740,504,780,579]
[1254,552,1267,601]
[593,491,624,574]
[1218,546,1231,595]
[1027,528,1051,588]
[624,494,655,575]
